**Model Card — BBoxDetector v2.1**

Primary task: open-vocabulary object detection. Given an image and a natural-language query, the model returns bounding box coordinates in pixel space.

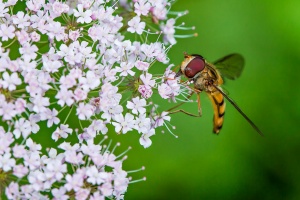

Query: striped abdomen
[208,91,226,134]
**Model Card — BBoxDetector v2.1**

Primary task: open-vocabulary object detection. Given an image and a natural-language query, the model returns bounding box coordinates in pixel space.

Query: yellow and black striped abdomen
[208,91,226,134]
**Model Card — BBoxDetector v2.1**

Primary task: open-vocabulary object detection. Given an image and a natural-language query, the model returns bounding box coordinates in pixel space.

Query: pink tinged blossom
[29,114,40,134]
[69,68,83,79]
[26,0,44,12]
[57,43,70,58]
[161,18,176,45]
[74,4,92,24]
[0,131,13,154]
[90,191,105,200]
[52,124,72,141]
[15,30,30,45]
[87,119,108,137]
[13,117,31,139]
[75,188,91,200]
[64,51,82,65]
[113,168,129,196]
[52,2,69,16]
[140,72,155,87]
[78,41,95,58]
[0,72,22,91]
[0,3,9,17]
[117,62,135,76]
[28,170,46,191]
[26,138,42,152]
[58,142,80,153]
[40,108,60,128]
[112,113,136,134]
[42,59,62,73]
[86,165,106,184]
[79,70,100,91]
[7,60,19,72]
[139,128,155,148]
[46,21,65,41]
[26,80,43,96]
[154,111,171,127]
[45,161,67,181]
[23,152,41,170]
[135,114,151,134]
[19,59,37,74]
[5,182,20,200]
[12,11,30,29]
[0,153,16,171]
[13,164,29,178]
[42,148,64,165]
[81,140,102,157]
[138,85,153,99]
[55,87,74,107]
[74,88,88,101]
[134,0,151,16]
[76,102,95,120]
[100,182,113,197]
[126,96,147,114]
[52,187,69,200]
[158,83,173,99]
[30,95,50,113]
[135,60,150,71]
[103,152,119,168]
[0,24,15,41]
[65,150,84,165]
[20,185,35,198]
[59,75,76,89]
[30,31,40,42]
[127,16,145,35]
[64,173,84,192]
[151,2,168,20]
[69,29,80,41]
[12,144,26,158]
[14,98,26,114]
[19,43,38,61]
[0,101,16,120]
[101,104,123,122]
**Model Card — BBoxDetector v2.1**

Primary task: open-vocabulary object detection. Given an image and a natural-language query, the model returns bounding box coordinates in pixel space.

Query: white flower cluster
[3,129,132,200]
[0,0,195,199]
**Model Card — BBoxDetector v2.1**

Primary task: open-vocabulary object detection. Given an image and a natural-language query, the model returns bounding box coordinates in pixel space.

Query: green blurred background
[119,0,300,199]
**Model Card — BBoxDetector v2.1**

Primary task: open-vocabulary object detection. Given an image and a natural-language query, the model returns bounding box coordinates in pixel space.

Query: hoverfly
[174,53,263,136]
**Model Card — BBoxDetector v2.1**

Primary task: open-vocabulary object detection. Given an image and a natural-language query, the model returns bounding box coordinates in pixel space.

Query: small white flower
[0,72,22,91]
[127,16,145,35]
[126,97,146,114]
[73,4,92,24]
[52,124,72,141]
[134,0,151,16]
[0,24,15,41]
[12,11,30,29]
[76,102,95,120]
[112,113,136,134]
[139,128,155,148]
[0,153,16,172]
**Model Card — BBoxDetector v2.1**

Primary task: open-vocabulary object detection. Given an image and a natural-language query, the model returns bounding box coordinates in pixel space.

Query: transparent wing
[213,54,245,80]
[213,85,264,136]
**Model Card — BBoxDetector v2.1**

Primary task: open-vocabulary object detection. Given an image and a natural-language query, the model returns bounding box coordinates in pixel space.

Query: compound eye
[184,57,205,78]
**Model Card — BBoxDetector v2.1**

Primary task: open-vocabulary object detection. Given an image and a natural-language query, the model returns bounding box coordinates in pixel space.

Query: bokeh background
[119,0,300,199]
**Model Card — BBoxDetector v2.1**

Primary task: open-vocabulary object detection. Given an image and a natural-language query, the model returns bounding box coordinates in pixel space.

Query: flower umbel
[0,0,196,198]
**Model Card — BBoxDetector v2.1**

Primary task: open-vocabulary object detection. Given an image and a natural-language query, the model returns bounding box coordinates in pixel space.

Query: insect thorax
[193,68,219,93]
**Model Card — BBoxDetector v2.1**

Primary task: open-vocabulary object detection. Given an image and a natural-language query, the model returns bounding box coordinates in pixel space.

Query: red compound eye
[184,57,205,78]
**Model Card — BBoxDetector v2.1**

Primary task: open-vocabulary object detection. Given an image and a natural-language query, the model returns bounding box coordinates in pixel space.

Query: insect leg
[168,91,201,117]
[168,109,201,117]
[196,92,202,117]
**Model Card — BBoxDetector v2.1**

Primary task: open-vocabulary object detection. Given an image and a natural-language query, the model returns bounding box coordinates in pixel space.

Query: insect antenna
[213,85,264,136]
